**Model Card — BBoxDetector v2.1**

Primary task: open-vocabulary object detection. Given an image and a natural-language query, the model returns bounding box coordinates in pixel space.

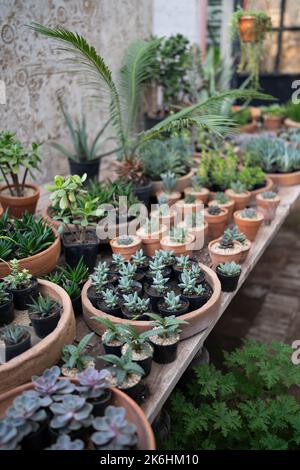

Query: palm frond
[29,23,125,149]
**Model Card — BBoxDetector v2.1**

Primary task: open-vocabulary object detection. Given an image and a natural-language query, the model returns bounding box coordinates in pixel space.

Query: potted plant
[145,271,171,312]
[4,259,38,310]
[262,104,286,131]
[120,325,157,376]
[119,262,145,285]
[121,292,151,321]
[234,207,264,241]
[184,175,210,203]
[100,348,145,400]
[216,261,242,292]
[204,205,228,240]
[179,270,211,311]
[208,229,243,267]
[76,367,112,417]
[151,198,177,227]
[156,172,181,206]
[178,212,208,249]
[0,324,31,361]
[98,289,122,318]
[175,194,203,216]
[51,100,118,183]
[0,283,14,326]
[108,253,126,275]
[91,317,125,357]
[285,101,300,129]
[61,332,95,378]
[256,191,280,222]
[172,254,197,280]
[228,225,251,262]
[229,107,257,133]
[131,249,149,271]
[27,293,61,339]
[116,275,143,298]
[87,261,115,308]
[160,227,195,256]
[158,291,189,317]
[147,313,187,364]
[208,192,235,219]
[225,181,251,211]
[110,235,142,261]
[0,131,42,217]
[136,220,168,257]
[144,256,172,284]
[154,249,176,271]
[46,174,100,271]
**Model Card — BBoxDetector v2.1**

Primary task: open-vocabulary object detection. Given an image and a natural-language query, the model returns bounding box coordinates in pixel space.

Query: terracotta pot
[208,199,235,219]
[250,177,273,199]
[184,187,210,204]
[208,238,243,267]
[231,106,261,121]
[266,170,300,187]
[178,221,208,250]
[204,207,229,240]
[0,205,3,217]
[110,236,142,261]
[150,169,194,196]
[156,190,181,206]
[284,118,300,129]
[150,209,176,227]
[240,239,252,263]
[136,225,168,257]
[225,188,251,211]
[0,381,155,450]
[0,227,61,278]
[0,279,75,394]
[264,115,283,131]
[233,210,264,241]
[175,199,204,216]
[256,193,280,221]
[160,233,195,256]
[0,184,40,218]
[240,121,258,133]
[239,16,256,42]
[82,263,222,340]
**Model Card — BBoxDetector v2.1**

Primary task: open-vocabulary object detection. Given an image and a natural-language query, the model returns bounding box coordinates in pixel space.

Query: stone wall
[1,0,153,183]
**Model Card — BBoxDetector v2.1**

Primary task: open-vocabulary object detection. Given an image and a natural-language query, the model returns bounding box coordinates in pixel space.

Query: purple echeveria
[0,419,21,450]
[76,367,110,399]
[50,395,93,433]
[47,434,84,450]
[91,406,137,450]
[32,366,75,401]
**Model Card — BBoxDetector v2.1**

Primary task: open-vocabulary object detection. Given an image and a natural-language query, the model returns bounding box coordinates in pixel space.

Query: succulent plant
[119,262,137,279]
[163,291,183,311]
[240,208,258,219]
[27,293,60,318]
[119,324,157,354]
[50,395,93,433]
[116,236,134,246]
[151,271,169,294]
[76,367,110,399]
[161,171,177,194]
[170,227,188,244]
[0,419,21,450]
[102,289,119,309]
[179,271,206,296]
[229,225,247,245]
[184,194,196,204]
[4,259,32,290]
[131,249,147,267]
[111,253,126,269]
[184,212,204,228]
[62,333,94,372]
[219,229,234,249]
[0,324,27,346]
[218,261,241,276]
[100,348,144,386]
[148,257,165,275]
[90,262,110,293]
[189,263,204,280]
[91,406,137,450]
[122,292,150,317]
[214,192,229,204]
[154,249,175,266]
[91,317,124,345]
[0,283,10,306]
[191,175,204,191]
[157,201,170,216]
[141,218,160,234]
[261,191,277,199]
[118,276,135,294]
[157,195,168,206]
[147,312,187,338]
[230,181,247,194]
[175,255,191,269]
[207,205,221,215]
[32,366,75,401]
[48,434,84,450]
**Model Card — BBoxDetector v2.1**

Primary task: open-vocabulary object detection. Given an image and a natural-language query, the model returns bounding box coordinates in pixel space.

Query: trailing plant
[91,406,137,450]
[50,395,93,433]
[163,291,183,312]
[27,293,59,318]
[76,367,110,399]
[62,333,94,371]
[100,348,145,386]
[217,261,241,276]
[0,324,27,345]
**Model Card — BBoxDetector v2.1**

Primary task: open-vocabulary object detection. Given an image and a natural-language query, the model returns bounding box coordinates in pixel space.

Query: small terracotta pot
[175,199,204,216]
[0,227,61,278]
[264,115,283,131]
[256,193,280,221]
[240,239,252,263]
[110,236,142,261]
[267,170,300,187]
[250,177,273,199]
[150,209,176,227]
[208,199,235,220]
[136,225,168,257]
[240,121,258,133]
[156,190,181,206]
[204,207,229,240]
[184,187,210,204]
[208,238,243,267]
[150,169,194,196]
[0,184,40,218]
[160,233,195,256]
[178,221,208,250]
[225,189,251,211]
[233,210,264,241]
[239,16,256,42]
[231,106,261,121]
[0,381,155,450]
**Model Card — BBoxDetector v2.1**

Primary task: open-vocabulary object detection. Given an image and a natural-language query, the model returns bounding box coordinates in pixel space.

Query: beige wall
[1,0,153,183]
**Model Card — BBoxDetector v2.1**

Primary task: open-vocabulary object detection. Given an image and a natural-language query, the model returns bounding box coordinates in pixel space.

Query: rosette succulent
[91,406,137,450]
[48,434,84,450]
[76,367,111,399]
[32,366,75,402]
[50,395,93,433]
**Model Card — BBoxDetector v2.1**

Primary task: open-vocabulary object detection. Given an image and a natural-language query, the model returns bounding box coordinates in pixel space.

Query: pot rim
[0,183,40,201]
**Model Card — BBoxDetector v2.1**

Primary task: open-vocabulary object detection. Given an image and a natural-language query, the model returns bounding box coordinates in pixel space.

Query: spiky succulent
[48,434,84,450]
[163,291,183,311]
[184,194,196,204]
[229,225,247,245]
[151,271,169,294]
[91,317,124,345]
[119,324,157,353]
[62,333,94,371]
[32,366,75,401]
[0,284,11,306]
[111,253,126,269]
[122,292,150,316]
[76,367,110,399]
[102,289,119,308]
[261,191,277,199]
[170,227,188,244]
[119,263,137,279]
[240,208,258,219]
[118,276,135,294]
[131,249,147,267]
[147,312,187,338]
[179,271,206,296]
[116,236,134,246]
[27,293,60,318]
[91,406,137,450]
[218,261,241,276]
[214,192,229,204]
[0,324,27,346]
[207,205,221,215]
[161,171,177,194]
[50,395,93,433]
[148,257,165,275]
[100,348,144,386]
[189,263,204,280]
[230,181,247,194]
[176,255,192,270]
[219,230,234,249]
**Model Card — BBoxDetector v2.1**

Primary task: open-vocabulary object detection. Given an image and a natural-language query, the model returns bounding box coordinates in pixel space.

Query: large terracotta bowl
[0,382,155,450]
[266,170,300,186]
[150,169,194,196]
[0,227,60,278]
[249,177,273,198]
[0,280,75,394]
[82,263,221,340]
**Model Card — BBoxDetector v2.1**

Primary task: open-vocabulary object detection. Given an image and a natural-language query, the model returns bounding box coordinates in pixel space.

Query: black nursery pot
[103,341,124,357]
[121,306,148,321]
[173,257,198,280]
[158,299,189,317]
[181,292,209,311]
[0,293,14,326]
[29,306,61,338]
[133,181,152,207]
[216,267,241,292]
[121,378,143,401]
[72,294,83,317]
[5,330,31,361]
[144,284,164,313]
[62,230,99,272]
[89,389,112,417]
[68,157,100,183]
[151,339,179,364]
[145,267,172,284]
[9,278,38,311]
[98,300,122,318]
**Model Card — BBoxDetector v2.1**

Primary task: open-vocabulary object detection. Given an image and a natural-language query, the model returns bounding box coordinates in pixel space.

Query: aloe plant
[27,293,59,318]
[100,348,144,386]
[147,312,188,338]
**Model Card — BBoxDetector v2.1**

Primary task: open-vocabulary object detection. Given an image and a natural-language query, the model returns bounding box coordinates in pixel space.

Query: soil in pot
[158,298,189,317]
[5,329,31,361]
[87,283,116,308]
[172,256,198,280]
[111,373,144,401]
[29,304,61,338]
[9,278,39,311]
[0,184,40,218]
[98,299,122,318]
[0,293,14,326]
[181,281,213,311]
[150,333,179,364]
[122,343,153,377]
[216,267,241,292]
[89,389,112,417]
[110,236,142,261]
[145,283,179,313]
[62,230,99,272]
[68,158,100,183]
[102,332,125,357]
[208,239,243,267]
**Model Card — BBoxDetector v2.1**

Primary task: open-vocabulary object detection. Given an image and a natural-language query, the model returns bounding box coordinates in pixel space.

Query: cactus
[218,261,241,276]
[207,205,221,215]
[161,171,177,194]
[91,406,137,450]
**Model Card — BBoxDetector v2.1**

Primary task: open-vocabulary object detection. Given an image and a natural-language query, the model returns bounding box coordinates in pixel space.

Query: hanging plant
[231,8,272,89]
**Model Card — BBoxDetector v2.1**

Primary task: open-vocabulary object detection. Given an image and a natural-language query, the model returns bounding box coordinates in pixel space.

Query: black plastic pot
[144,113,165,130]
[158,299,189,317]
[133,181,152,207]
[29,305,61,338]
[145,267,172,284]
[5,330,31,361]
[151,338,179,364]
[0,293,14,326]
[121,378,143,400]
[62,230,99,272]
[181,292,209,311]
[21,418,50,450]
[98,300,122,318]
[103,341,124,357]
[72,294,83,317]
[116,281,143,298]
[9,278,38,311]
[144,284,164,313]
[89,389,112,417]
[172,257,199,280]
[121,344,153,377]
[68,157,100,183]
[121,306,148,321]
[216,267,241,292]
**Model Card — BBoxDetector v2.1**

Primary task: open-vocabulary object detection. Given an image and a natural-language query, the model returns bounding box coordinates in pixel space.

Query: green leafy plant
[163,291,183,312]
[119,324,158,355]
[62,333,94,371]
[147,312,187,338]
[91,317,124,345]
[0,324,27,345]
[191,175,205,191]
[286,101,300,123]
[217,261,241,276]
[262,104,286,118]
[237,166,266,190]
[100,348,145,386]
[198,145,239,191]
[184,194,196,204]
[165,340,300,450]
[4,259,32,289]
[214,192,229,204]
[27,293,59,318]
[229,107,251,126]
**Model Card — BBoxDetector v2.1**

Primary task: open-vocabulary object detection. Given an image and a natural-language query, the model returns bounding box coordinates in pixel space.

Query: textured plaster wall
[1,0,153,184]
